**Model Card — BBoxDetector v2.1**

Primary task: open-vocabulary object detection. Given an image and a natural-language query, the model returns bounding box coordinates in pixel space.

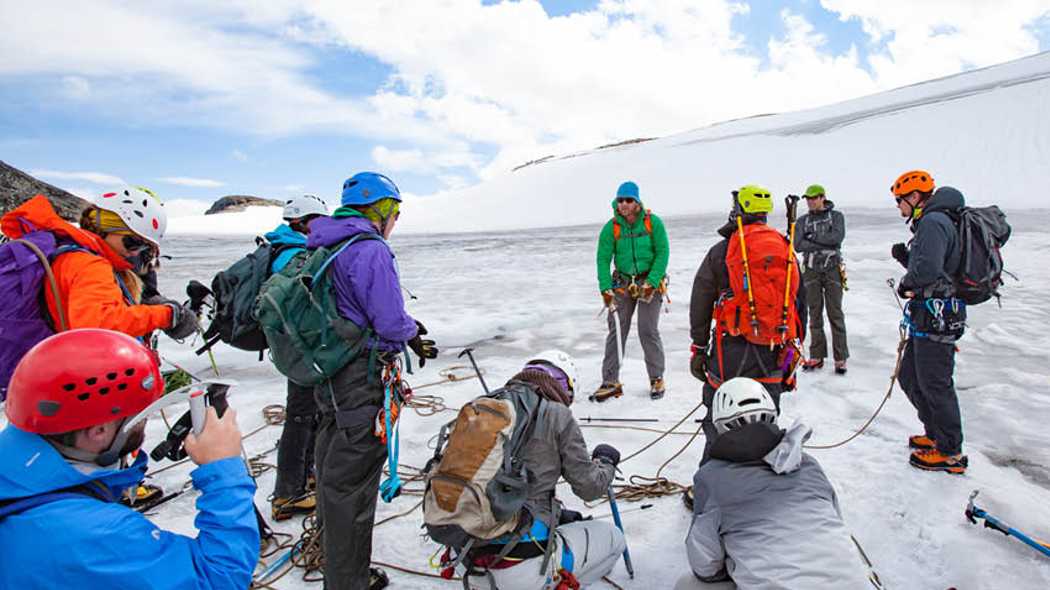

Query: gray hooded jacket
[795,201,845,271]
[901,186,965,297]
[685,423,873,589]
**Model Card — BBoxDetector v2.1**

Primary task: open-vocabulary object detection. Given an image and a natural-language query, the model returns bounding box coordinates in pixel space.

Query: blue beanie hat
[616,181,640,202]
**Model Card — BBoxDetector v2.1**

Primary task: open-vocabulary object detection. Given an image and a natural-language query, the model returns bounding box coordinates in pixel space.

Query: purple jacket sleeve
[351,241,418,345]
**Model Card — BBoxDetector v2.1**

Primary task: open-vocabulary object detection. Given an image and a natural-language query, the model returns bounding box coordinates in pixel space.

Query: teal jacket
[596,199,670,291]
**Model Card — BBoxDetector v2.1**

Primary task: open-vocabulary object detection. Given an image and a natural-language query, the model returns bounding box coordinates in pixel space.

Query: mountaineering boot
[910,449,968,474]
[589,382,623,402]
[271,493,317,521]
[369,567,390,590]
[802,358,824,371]
[650,377,666,400]
[834,360,847,375]
[908,435,936,450]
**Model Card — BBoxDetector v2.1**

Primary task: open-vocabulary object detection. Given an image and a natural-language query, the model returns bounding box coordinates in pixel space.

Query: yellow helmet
[735,185,773,214]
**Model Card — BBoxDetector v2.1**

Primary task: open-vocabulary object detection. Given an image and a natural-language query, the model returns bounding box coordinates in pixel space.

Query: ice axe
[607,484,635,579]
[458,347,490,394]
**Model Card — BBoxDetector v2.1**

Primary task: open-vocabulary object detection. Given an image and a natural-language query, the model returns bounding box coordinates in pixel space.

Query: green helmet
[735,185,773,214]
[804,184,825,198]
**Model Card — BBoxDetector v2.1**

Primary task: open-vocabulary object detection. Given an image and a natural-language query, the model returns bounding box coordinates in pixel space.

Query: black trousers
[313,356,388,590]
[274,379,319,499]
[898,337,963,455]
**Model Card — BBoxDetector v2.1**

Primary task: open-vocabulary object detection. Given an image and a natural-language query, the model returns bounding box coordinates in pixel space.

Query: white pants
[464,520,627,590]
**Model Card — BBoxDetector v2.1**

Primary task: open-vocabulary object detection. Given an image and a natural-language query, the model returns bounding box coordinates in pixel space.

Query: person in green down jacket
[594,181,670,401]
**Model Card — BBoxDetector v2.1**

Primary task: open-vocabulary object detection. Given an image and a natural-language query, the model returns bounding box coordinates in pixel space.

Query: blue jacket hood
[0,426,146,501]
[264,223,307,247]
[307,215,378,249]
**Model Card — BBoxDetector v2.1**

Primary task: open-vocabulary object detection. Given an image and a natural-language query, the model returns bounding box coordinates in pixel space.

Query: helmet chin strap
[49,417,135,467]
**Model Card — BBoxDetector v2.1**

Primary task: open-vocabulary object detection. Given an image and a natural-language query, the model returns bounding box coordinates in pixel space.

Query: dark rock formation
[0,160,90,222]
[205,195,284,215]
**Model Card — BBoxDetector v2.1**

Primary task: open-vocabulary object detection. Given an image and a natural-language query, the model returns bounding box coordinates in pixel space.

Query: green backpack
[254,234,383,386]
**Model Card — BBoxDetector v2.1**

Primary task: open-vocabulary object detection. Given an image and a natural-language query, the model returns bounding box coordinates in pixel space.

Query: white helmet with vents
[526,349,579,396]
[712,377,778,435]
[283,194,329,220]
[96,186,167,247]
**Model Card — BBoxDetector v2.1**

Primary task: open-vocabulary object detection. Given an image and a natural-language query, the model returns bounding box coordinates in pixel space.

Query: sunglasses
[121,234,151,253]
[616,197,636,204]
[804,194,824,200]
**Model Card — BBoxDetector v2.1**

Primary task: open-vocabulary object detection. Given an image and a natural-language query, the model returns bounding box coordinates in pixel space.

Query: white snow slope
[146,204,1050,589]
[395,50,1050,234]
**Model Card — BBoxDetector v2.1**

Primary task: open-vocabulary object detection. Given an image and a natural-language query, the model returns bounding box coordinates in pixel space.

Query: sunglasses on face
[805,194,824,200]
[121,234,151,253]
[616,198,636,204]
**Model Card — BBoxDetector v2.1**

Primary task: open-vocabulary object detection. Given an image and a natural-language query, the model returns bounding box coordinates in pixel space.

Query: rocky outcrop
[205,195,284,215]
[0,160,90,222]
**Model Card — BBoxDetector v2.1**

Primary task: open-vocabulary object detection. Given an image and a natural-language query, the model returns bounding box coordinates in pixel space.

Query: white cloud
[232,149,249,162]
[157,176,226,188]
[6,1,1050,186]
[30,169,125,185]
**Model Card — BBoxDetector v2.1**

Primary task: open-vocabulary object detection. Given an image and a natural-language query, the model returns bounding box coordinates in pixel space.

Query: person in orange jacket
[2,191,196,340]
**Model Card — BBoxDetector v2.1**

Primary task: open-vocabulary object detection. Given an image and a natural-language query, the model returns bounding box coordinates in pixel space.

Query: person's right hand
[690,343,708,381]
[184,407,243,466]
[601,290,616,310]
[591,443,621,467]
[891,242,910,268]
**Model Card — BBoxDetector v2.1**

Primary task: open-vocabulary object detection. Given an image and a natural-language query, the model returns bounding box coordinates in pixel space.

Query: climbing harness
[378,359,407,502]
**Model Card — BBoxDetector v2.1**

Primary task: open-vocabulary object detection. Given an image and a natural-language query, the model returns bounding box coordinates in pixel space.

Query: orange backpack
[714,223,801,346]
[612,209,652,241]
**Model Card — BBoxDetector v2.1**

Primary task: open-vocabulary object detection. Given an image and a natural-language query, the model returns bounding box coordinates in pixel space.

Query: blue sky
[1,1,1047,215]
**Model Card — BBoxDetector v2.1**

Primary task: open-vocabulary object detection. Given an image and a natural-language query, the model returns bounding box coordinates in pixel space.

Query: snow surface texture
[139,208,1050,589]
[164,51,1050,237]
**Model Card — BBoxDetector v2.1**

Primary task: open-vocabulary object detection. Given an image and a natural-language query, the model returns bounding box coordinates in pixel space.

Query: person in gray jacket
[461,350,626,590]
[890,170,968,474]
[685,377,876,589]
[795,184,849,374]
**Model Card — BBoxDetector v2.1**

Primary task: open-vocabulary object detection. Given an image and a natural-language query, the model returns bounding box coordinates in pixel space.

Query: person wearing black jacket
[689,187,807,461]
[890,170,968,474]
[795,184,849,374]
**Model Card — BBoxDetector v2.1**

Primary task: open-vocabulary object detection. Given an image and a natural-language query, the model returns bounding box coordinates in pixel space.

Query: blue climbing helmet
[341,172,401,207]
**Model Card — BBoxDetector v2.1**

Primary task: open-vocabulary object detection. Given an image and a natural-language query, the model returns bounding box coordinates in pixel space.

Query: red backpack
[714,223,801,347]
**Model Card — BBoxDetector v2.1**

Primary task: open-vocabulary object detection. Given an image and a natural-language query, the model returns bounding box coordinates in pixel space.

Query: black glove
[558,509,592,525]
[690,343,708,381]
[165,302,199,340]
[897,281,913,299]
[407,320,438,368]
[592,443,621,467]
[891,242,910,268]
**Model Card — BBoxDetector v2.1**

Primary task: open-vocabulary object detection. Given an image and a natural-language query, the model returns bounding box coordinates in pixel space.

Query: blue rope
[379,378,402,503]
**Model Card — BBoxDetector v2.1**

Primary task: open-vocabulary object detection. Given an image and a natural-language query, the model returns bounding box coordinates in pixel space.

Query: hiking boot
[272,493,317,521]
[802,358,824,371]
[120,484,163,508]
[369,567,390,590]
[589,382,623,402]
[908,435,936,450]
[649,377,666,400]
[910,449,968,474]
[834,361,847,375]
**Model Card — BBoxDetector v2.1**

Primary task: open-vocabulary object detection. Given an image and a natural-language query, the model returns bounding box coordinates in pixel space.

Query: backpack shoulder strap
[643,210,653,235]
[0,483,110,521]
[612,218,621,241]
[312,233,388,283]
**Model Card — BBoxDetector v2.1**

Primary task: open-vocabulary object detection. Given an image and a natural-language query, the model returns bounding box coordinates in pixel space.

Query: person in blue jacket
[268,194,330,520]
[0,328,258,589]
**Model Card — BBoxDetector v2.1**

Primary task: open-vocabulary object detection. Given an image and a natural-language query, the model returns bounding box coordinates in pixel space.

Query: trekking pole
[733,200,761,338]
[779,195,800,342]
[966,490,1050,558]
[887,278,906,313]
[611,305,625,368]
[457,348,489,394]
[582,417,659,423]
[607,484,635,579]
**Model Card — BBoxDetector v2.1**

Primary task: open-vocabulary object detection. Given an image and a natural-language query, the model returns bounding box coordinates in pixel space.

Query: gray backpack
[949,204,1012,305]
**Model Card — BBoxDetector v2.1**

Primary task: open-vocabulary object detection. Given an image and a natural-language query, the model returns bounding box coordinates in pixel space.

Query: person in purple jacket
[305,171,438,590]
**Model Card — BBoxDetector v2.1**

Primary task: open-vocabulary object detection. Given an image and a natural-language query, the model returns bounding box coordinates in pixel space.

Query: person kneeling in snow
[0,329,258,589]
[685,377,875,589]
[434,351,626,589]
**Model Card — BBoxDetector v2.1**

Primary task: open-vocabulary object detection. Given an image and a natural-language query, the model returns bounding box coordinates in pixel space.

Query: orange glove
[640,283,656,303]
[601,290,616,310]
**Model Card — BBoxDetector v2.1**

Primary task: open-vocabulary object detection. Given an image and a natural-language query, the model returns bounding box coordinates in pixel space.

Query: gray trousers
[602,290,665,383]
[313,356,387,590]
[274,379,318,499]
[803,266,849,362]
[899,337,963,455]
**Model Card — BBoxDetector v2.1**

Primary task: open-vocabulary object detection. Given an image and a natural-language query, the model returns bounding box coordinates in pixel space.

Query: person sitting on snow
[0,329,258,589]
[448,351,627,589]
[685,377,875,589]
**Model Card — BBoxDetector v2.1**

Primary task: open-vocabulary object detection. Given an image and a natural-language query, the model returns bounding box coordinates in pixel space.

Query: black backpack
[200,238,299,353]
[950,205,1012,305]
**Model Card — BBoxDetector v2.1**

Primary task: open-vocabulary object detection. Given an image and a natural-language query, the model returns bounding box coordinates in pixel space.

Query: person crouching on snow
[441,351,627,589]
[685,377,875,589]
[0,329,258,589]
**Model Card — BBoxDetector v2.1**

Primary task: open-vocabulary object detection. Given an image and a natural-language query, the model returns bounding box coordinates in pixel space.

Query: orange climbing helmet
[891,170,935,197]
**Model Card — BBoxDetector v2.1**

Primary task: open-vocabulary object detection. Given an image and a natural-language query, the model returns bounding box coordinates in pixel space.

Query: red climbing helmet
[5,329,162,434]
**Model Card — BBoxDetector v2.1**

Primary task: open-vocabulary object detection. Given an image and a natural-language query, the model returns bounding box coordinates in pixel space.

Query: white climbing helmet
[711,377,778,435]
[96,186,167,247]
[526,349,579,396]
[283,194,329,220]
